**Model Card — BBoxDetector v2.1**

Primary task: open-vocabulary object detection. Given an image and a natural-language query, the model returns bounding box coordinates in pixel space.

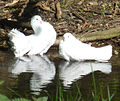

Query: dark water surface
[0,49,120,101]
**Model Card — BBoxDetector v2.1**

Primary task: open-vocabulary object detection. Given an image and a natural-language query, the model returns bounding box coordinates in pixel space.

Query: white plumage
[8,15,56,57]
[59,33,112,62]
[59,61,112,87]
[8,55,55,94]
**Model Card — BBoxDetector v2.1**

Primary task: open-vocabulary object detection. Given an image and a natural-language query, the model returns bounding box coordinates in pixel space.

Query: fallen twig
[56,2,62,19]
[113,1,119,16]
[35,1,54,12]
[18,0,29,17]
[73,12,87,30]
[77,26,120,42]
[54,26,120,46]
[78,0,85,5]
[5,0,19,7]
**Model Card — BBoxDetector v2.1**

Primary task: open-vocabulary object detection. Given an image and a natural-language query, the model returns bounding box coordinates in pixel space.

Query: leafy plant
[12,98,30,101]
[32,96,48,101]
[0,81,4,85]
[0,94,10,101]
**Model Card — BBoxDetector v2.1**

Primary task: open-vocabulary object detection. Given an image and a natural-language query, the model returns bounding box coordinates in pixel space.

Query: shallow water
[0,49,120,100]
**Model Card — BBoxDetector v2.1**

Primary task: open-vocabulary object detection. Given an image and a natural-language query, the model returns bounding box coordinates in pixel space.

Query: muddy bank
[0,0,120,50]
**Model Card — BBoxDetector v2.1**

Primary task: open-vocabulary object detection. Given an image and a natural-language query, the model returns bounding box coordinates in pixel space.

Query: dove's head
[31,15,43,34]
[63,33,74,41]
[31,15,42,25]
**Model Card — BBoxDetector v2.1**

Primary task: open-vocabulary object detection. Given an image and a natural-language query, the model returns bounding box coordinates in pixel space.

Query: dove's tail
[95,45,112,61]
[8,29,30,57]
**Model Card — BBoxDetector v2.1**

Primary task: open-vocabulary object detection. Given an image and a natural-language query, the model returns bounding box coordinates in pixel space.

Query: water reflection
[59,61,112,87]
[8,55,56,94]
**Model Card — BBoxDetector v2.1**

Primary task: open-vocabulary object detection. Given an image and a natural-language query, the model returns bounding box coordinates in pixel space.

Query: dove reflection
[8,55,55,94]
[59,61,112,87]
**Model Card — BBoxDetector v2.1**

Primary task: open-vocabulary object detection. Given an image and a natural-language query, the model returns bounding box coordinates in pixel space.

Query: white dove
[59,33,112,62]
[8,15,56,57]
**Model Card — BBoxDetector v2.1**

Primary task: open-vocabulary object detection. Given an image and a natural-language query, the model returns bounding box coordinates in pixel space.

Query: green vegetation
[61,0,73,8]
[101,7,106,16]
[0,71,115,101]
[53,75,115,101]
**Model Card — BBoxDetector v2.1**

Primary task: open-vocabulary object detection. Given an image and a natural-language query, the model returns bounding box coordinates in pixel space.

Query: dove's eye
[67,35,70,38]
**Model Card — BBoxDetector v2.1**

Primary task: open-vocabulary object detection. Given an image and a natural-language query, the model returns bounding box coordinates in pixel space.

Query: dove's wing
[28,22,56,56]
[8,29,31,57]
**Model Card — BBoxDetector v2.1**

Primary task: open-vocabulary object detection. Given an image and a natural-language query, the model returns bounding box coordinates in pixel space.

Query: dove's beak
[62,35,65,41]
[40,21,42,24]
[63,34,66,38]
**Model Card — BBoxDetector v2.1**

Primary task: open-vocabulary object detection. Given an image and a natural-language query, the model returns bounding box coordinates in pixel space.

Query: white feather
[8,15,56,57]
[59,61,112,87]
[59,33,112,62]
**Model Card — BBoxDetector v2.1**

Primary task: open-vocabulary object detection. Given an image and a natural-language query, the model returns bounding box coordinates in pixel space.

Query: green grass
[0,71,116,101]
